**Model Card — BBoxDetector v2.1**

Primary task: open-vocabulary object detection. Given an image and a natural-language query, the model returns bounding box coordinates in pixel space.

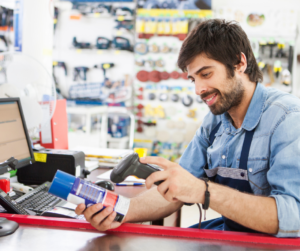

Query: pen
[116,183,144,186]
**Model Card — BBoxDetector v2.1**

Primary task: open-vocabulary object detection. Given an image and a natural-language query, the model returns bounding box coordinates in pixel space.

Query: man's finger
[139,156,172,169]
[145,170,169,189]
[156,179,170,196]
[84,203,103,222]
[75,203,86,215]
[91,207,114,229]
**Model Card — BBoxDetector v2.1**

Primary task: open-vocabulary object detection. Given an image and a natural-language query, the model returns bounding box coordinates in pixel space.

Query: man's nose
[195,80,208,96]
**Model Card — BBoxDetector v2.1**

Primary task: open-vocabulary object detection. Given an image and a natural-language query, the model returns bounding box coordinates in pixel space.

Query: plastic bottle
[48,170,130,222]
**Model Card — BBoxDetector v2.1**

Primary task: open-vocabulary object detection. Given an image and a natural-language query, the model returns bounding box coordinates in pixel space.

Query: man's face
[187,53,245,115]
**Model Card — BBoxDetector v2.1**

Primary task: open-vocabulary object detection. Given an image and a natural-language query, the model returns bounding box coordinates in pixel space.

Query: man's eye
[190,79,195,83]
[202,73,211,77]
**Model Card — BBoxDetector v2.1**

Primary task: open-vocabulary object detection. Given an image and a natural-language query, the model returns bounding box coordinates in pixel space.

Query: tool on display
[136,70,149,82]
[73,37,91,49]
[134,42,148,55]
[115,21,134,31]
[96,37,111,50]
[93,4,112,14]
[281,69,291,85]
[135,59,145,66]
[113,7,134,18]
[53,61,67,76]
[159,93,168,101]
[181,72,188,80]
[0,35,8,51]
[112,37,133,51]
[110,152,163,185]
[273,60,282,78]
[94,63,114,78]
[268,42,277,58]
[148,44,159,53]
[149,70,161,83]
[155,59,164,68]
[159,71,170,80]
[170,71,181,79]
[54,7,59,30]
[73,67,89,81]
[276,43,286,58]
[148,92,156,100]
[171,93,179,102]
[182,95,193,107]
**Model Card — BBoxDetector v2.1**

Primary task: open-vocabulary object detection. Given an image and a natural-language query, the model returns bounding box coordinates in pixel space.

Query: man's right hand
[75,203,123,231]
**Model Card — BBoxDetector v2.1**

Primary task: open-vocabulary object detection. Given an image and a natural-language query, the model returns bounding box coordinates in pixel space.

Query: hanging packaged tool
[73,37,91,49]
[276,43,286,58]
[281,69,291,86]
[157,17,164,36]
[170,71,181,79]
[96,37,111,50]
[53,61,67,76]
[136,70,149,82]
[273,60,282,78]
[159,71,170,80]
[73,67,89,81]
[92,4,112,15]
[149,70,161,83]
[136,16,145,39]
[115,21,134,31]
[0,35,8,51]
[112,37,133,52]
[113,7,134,19]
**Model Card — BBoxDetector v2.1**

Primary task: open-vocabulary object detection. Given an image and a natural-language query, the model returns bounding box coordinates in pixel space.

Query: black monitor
[0,98,35,175]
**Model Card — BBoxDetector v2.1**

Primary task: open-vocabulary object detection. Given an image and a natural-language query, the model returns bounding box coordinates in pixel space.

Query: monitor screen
[0,98,35,171]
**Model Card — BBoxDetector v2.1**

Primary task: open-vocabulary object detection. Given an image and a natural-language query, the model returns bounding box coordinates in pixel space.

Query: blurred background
[0,0,299,226]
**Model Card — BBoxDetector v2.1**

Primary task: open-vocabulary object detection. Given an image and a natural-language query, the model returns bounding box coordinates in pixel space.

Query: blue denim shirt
[179,83,300,237]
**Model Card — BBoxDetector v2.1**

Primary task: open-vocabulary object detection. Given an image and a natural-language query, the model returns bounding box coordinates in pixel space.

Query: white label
[114,195,130,216]
[41,104,52,144]
[75,165,81,177]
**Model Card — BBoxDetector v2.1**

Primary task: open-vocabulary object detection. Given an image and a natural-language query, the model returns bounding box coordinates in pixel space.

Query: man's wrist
[194,179,207,204]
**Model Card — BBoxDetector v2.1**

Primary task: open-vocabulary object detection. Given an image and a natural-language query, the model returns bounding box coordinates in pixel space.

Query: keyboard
[15,182,63,214]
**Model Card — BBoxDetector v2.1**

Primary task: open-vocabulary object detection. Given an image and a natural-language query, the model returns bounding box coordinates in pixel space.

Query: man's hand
[75,203,122,231]
[140,156,205,204]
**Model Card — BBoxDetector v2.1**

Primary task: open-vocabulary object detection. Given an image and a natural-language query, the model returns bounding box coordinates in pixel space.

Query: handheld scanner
[110,153,163,186]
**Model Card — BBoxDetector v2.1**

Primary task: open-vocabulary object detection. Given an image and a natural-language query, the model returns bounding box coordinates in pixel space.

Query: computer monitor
[0,97,35,174]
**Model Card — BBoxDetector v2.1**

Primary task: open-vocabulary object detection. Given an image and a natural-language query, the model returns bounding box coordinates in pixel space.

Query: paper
[71,146,133,158]
[97,170,145,184]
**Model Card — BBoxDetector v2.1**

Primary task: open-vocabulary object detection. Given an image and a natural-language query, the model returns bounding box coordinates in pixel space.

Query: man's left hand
[140,156,205,204]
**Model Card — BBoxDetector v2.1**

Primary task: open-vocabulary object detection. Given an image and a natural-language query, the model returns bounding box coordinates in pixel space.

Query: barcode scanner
[110,153,163,186]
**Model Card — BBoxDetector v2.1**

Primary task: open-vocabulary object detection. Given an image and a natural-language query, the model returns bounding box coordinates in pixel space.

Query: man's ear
[235,52,247,74]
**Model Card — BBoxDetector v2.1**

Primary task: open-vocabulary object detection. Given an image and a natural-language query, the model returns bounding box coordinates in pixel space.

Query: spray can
[48,170,130,222]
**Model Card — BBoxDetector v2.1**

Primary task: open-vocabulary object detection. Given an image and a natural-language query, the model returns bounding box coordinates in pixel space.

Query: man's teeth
[206,94,216,102]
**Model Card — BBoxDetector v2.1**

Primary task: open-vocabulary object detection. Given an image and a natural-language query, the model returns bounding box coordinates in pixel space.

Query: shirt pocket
[237,158,271,196]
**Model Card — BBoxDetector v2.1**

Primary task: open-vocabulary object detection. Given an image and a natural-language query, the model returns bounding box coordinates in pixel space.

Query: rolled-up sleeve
[179,125,210,178]
[268,111,300,237]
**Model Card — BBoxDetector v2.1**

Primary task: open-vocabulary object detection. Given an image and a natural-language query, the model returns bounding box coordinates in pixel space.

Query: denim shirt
[179,83,300,237]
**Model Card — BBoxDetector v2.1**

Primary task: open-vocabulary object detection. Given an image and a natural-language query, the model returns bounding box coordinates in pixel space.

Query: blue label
[70,178,106,207]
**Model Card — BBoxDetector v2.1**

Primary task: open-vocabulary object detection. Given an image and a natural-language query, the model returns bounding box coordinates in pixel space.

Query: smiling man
[75,19,300,237]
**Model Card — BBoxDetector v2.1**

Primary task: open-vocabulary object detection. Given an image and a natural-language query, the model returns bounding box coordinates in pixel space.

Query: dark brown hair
[177,19,263,83]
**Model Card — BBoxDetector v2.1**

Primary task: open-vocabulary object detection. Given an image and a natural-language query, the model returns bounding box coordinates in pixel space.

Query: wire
[196,203,202,229]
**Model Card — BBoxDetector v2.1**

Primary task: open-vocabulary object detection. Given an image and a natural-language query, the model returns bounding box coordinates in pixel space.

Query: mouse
[0,217,19,237]
[94,180,115,191]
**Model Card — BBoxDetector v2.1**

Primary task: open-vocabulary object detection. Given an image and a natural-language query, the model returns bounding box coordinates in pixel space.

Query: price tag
[34,153,47,163]
[97,50,103,54]
[76,49,82,54]
[94,13,101,18]
[117,16,125,21]
[114,50,121,55]
[117,30,122,36]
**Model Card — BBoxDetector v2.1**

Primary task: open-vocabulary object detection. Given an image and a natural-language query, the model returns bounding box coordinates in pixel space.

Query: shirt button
[222,155,226,159]
[249,168,253,173]
[241,172,245,177]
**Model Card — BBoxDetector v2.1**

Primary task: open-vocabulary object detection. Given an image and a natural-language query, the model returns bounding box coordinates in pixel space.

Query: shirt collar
[221,83,268,132]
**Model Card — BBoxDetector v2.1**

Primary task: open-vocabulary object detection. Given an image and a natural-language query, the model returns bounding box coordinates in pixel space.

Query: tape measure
[134,42,148,55]
[171,93,179,102]
[182,95,193,107]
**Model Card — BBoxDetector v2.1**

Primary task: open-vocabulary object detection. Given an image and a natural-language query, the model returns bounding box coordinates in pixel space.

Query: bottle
[48,170,130,222]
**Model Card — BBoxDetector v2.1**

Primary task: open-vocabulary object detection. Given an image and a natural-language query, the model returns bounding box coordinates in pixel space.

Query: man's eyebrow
[187,66,214,79]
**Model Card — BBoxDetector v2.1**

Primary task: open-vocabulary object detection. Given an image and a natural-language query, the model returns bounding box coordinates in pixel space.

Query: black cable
[196,203,202,229]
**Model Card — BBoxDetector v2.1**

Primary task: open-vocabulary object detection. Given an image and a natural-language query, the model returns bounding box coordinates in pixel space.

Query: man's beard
[200,77,245,115]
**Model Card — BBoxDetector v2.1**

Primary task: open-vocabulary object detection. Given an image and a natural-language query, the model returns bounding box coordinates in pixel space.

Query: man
[75,19,300,237]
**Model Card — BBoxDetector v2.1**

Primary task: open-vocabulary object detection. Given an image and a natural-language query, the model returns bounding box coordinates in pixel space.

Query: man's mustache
[200,89,221,100]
